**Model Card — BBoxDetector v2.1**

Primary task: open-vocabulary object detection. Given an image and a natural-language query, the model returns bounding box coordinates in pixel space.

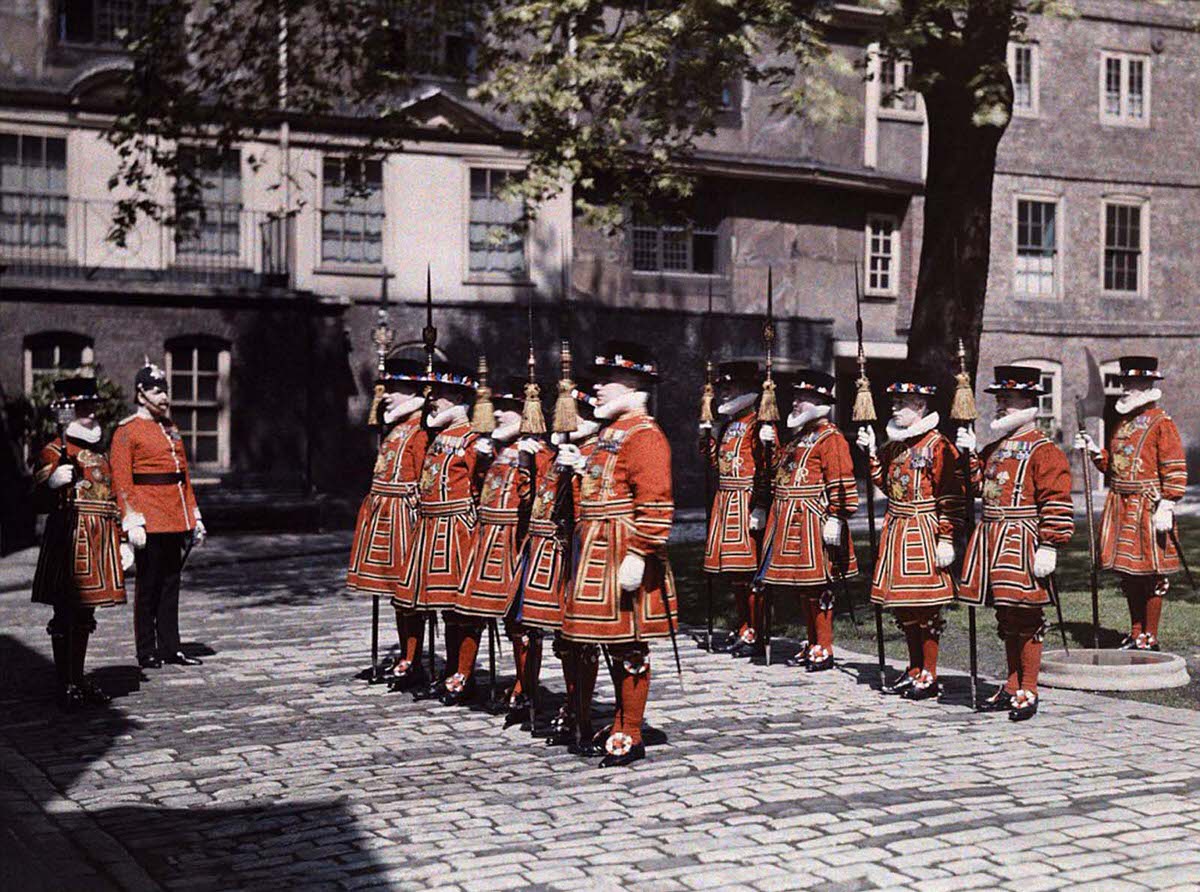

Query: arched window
[164,335,231,472]
[23,331,94,393]
[1013,358,1063,443]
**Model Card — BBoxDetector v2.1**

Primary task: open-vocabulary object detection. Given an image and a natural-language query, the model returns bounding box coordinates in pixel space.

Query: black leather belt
[133,472,185,485]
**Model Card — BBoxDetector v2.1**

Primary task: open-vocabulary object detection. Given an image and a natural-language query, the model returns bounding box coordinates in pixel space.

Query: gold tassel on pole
[700,360,715,425]
[521,347,547,435]
[851,348,877,424]
[950,338,978,424]
[472,355,496,434]
[758,267,780,423]
[553,339,579,434]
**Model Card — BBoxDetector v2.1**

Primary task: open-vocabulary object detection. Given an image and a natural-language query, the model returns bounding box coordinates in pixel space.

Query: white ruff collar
[595,390,648,421]
[887,410,940,443]
[718,392,757,418]
[65,419,102,444]
[491,420,521,443]
[787,404,832,430]
[1116,388,1161,416]
[428,404,468,429]
[989,405,1039,437]
[384,395,424,425]
[569,419,600,442]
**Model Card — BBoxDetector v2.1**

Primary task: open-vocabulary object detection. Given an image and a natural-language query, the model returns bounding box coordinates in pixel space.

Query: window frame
[0,131,69,255]
[1011,193,1062,301]
[22,332,94,394]
[629,216,722,279]
[173,147,244,263]
[1013,357,1063,444]
[318,154,386,269]
[1100,196,1149,298]
[164,337,231,474]
[463,162,530,283]
[863,213,900,298]
[1098,50,1151,128]
[871,47,922,122]
[1008,41,1040,118]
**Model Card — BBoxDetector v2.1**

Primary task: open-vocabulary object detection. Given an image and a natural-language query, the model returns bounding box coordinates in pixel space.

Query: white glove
[618,553,646,591]
[749,507,767,532]
[759,425,776,445]
[517,438,542,456]
[1032,546,1057,579]
[855,426,876,456]
[955,427,977,453]
[192,520,207,548]
[127,524,147,549]
[48,465,74,490]
[822,516,843,547]
[474,438,494,456]
[555,443,585,473]
[699,422,713,435]
[1073,431,1101,455]
[935,539,955,569]
[120,543,135,572]
[1154,500,1175,533]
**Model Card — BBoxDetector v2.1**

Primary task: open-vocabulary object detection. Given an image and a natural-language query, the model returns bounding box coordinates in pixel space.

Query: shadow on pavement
[0,635,385,891]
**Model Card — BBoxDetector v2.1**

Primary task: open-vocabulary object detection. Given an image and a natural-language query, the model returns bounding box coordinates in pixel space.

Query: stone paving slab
[2,543,1200,891]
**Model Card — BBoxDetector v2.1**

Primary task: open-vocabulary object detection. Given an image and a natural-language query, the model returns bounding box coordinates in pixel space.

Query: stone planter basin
[1040,648,1190,691]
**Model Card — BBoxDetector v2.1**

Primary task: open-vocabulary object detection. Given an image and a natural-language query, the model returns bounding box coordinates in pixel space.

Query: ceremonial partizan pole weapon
[519,292,547,733]
[363,268,393,685]
[700,278,717,651]
[758,267,779,668]
[1074,395,1102,648]
[949,338,979,711]
[421,264,439,681]
[851,263,888,689]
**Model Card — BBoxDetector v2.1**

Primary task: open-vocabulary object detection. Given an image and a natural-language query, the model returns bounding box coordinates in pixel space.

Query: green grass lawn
[670,515,1200,710]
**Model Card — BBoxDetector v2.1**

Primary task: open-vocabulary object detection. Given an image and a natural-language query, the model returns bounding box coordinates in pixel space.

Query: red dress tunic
[757,419,858,588]
[561,413,677,644]
[456,443,554,618]
[702,410,772,574]
[869,429,964,607]
[957,428,1074,607]
[109,412,200,533]
[347,416,429,598]
[32,438,127,609]
[1091,405,1186,576]
[393,420,484,611]
[515,438,598,631]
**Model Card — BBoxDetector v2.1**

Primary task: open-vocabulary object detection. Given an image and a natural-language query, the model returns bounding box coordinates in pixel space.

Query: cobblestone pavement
[3,537,1200,892]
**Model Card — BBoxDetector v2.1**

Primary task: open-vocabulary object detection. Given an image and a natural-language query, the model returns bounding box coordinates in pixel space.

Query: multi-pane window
[631,216,719,275]
[880,56,917,112]
[0,134,67,251]
[1009,43,1038,115]
[381,0,476,78]
[175,150,241,259]
[321,156,384,265]
[1103,202,1144,293]
[864,215,898,296]
[59,0,149,47]
[1101,52,1149,125]
[23,333,94,393]
[1015,199,1057,298]
[167,341,229,469]
[468,168,526,276]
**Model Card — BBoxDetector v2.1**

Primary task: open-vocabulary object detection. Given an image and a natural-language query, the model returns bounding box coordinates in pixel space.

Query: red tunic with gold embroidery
[757,419,858,588]
[456,442,554,618]
[958,428,1074,607]
[515,438,598,631]
[1091,405,1186,576]
[347,415,429,598]
[32,438,127,609]
[869,429,964,607]
[561,413,677,643]
[702,410,773,574]
[109,412,200,534]
[393,420,484,611]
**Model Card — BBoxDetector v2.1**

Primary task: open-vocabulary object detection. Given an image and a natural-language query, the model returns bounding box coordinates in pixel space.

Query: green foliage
[11,371,128,463]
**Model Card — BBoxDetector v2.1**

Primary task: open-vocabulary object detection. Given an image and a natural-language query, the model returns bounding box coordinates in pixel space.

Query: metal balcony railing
[0,195,293,289]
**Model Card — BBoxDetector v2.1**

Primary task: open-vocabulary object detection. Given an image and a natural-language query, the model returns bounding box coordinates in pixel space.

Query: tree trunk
[905,2,1015,410]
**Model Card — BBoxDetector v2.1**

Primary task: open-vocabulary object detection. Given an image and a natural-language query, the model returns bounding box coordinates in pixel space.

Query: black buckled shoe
[503,694,531,728]
[137,654,162,669]
[901,675,940,701]
[978,688,1013,713]
[599,742,646,769]
[1008,690,1039,722]
[388,664,428,693]
[164,652,203,666]
[412,678,446,702]
[730,637,764,660]
[57,684,84,711]
[805,649,834,673]
[882,672,917,696]
[785,641,811,669]
[1118,635,1138,651]
[440,676,477,707]
[77,677,112,706]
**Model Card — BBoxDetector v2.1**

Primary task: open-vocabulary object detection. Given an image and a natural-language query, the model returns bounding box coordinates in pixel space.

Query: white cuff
[122,512,147,533]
